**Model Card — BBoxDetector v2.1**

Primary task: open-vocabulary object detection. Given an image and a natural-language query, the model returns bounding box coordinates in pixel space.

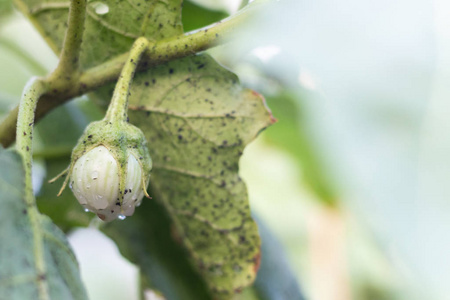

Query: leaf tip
[252,250,262,274]
[249,89,278,125]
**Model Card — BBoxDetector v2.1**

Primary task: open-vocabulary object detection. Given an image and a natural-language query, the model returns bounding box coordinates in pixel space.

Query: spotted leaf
[125,54,274,298]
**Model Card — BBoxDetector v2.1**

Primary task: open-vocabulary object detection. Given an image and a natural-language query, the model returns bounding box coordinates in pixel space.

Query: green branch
[0,0,265,147]
[48,0,87,81]
[13,0,87,288]
[15,77,51,300]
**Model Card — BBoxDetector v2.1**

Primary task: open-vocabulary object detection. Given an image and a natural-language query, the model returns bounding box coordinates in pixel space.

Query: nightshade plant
[0,0,276,299]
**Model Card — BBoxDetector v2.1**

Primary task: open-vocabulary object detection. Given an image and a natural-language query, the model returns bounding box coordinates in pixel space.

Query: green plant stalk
[0,0,265,147]
[47,0,86,80]
[9,1,88,295]
[16,77,50,300]
[105,37,150,123]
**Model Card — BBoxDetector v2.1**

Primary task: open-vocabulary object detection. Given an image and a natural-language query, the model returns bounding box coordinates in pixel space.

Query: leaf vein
[174,209,245,236]
[29,2,69,15]
[85,9,138,39]
[130,104,253,119]
[152,163,237,195]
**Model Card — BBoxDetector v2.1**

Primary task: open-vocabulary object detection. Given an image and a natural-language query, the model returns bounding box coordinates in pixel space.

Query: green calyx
[72,119,152,185]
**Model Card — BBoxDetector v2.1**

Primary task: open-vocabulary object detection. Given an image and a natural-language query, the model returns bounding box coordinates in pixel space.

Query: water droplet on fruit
[118,214,126,220]
[92,171,98,180]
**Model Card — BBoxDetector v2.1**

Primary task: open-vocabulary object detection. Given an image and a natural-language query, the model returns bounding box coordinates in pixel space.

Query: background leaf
[102,194,213,300]
[0,0,13,19]
[124,54,274,298]
[0,146,87,299]
[182,0,228,32]
[0,37,46,117]
[18,0,183,68]
[252,215,305,300]
[184,0,242,14]
[264,90,337,205]
[37,157,93,231]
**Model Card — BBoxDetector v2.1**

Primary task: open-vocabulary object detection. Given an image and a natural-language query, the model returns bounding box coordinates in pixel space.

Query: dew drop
[118,214,126,220]
[97,3,109,14]
[69,181,73,189]
[92,171,98,180]
[84,208,90,212]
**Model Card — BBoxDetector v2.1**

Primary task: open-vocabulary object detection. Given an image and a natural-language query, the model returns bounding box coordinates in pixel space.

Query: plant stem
[48,0,87,81]
[15,77,51,300]
[105,37,150,123]
[16,79,48,190]
[0,0,265,147]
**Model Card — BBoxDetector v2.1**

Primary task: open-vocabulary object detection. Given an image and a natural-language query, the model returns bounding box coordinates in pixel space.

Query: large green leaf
[0,146,87,299]
[126,54,274,298]
[18,0,183,68]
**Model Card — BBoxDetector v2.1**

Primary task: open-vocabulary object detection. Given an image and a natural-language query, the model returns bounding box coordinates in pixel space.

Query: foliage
[0,0,303,299]
[0,146,87,299]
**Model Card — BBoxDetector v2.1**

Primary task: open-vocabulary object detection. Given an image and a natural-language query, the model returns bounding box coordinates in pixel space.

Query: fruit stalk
[105,37,150,123]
